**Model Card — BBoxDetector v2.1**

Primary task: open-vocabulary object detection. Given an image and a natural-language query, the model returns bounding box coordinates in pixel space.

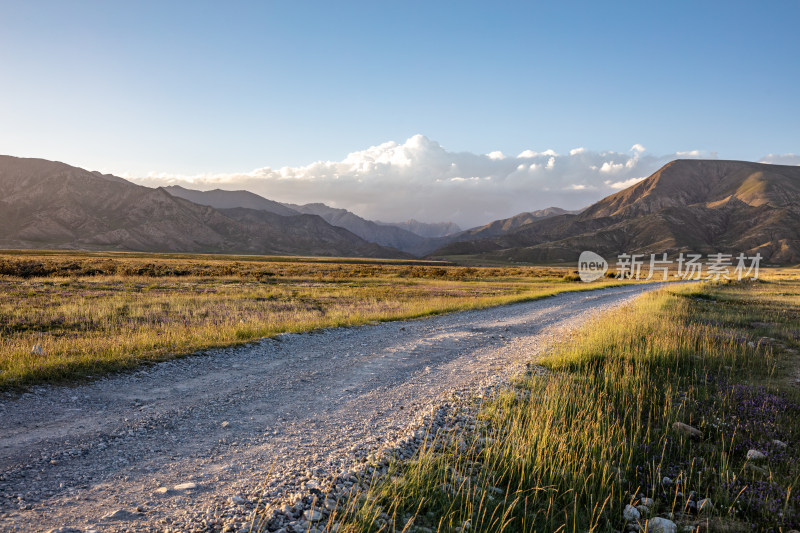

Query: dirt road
[0,284,660,532]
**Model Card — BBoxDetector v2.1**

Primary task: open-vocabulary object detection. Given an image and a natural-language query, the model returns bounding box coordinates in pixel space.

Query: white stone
[101,509,138,521]
[746,449,767,461]
[623,504,640,522]
[697,498,713,513]
[647,517,677,533]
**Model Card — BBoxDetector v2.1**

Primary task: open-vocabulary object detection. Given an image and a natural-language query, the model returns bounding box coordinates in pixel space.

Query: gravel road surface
[0,283,661,532]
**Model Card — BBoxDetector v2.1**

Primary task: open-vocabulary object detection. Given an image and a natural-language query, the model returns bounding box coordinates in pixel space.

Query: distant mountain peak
[375,219,462,238]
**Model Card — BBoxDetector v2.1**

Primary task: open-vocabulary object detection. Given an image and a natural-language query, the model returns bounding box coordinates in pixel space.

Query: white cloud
[569,147,586,155]
[605,176,647,189]
[759,153,800,166]
[676,150,702,157]
[127,135,760,228]
[599,161,625,173]
[630,143,646,153]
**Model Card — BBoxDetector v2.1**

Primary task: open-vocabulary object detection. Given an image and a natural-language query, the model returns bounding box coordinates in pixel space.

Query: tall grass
[331,280,800,532]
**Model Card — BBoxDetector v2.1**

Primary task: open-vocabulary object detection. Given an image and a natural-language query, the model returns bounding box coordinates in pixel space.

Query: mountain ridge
[430,160,800,263]
[2,155,798,264]
[0,155,408,258]
[164,185,300,217]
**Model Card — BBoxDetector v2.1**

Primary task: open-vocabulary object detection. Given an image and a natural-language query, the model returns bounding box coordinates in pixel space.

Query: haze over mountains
[1,155,798,263]
[164,186,458,255]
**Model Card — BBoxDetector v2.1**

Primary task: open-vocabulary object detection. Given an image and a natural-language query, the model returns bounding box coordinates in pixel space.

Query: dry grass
[0,250,622,389]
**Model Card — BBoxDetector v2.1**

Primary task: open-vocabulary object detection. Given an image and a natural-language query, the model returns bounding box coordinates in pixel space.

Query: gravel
[0,284,660,532]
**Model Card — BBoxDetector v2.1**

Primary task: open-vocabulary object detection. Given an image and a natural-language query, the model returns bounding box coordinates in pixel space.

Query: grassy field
[0,250,623,390]
[331,272,800,532]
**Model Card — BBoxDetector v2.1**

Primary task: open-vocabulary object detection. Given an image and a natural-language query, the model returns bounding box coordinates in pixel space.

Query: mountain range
[431,160,800,264]
[1,156,798,264]
[0,156,404,258]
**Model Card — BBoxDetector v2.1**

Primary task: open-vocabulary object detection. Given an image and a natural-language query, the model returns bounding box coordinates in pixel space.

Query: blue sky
[1,1,798,224]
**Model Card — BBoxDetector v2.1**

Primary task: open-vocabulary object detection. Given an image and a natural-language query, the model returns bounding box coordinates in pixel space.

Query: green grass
[0,251,627,390]
[329,276,800,533]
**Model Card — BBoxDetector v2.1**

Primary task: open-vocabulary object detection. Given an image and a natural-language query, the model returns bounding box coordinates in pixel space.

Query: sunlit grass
[0,251,626,389]
[330,277,800,532]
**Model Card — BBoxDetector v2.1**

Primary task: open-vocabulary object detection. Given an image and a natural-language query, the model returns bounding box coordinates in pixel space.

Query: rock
[221,421,230,428]
[647,517,677,533]
[173,482,198,491]
[672,422,702,439]
[662,476,673,486]
[773,439,788,448]
[230,495,245,505]
[640,497,654,508]
[623,504,641,522]
[290,521,310,533]
[47,529,83,533]
[304,509,324,522]
[238,520,264,532]
[746,462,768,475]
[154,487,171,495]
[637,505,650,515]
[746,449,767,461]
[697,498,713,513]
[102,509,139,521]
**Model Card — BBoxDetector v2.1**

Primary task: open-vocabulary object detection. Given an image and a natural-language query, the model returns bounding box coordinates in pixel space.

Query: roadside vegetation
[330,272,800,532]
[0,250,622,390]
